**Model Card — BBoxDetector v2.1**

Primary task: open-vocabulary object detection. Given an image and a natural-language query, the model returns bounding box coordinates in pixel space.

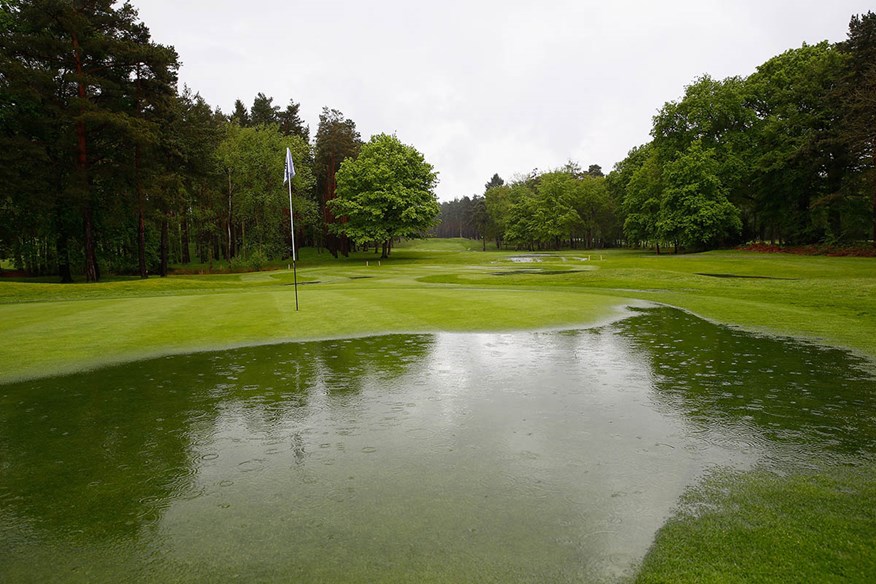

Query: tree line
[437,12,876,252]
[3,3,873,281]
[1,0,438,280]
[434,165,619,251]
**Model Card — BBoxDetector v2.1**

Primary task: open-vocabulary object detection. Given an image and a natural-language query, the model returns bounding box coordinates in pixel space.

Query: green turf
[2,241,875,382]
[2,239,875,582]
[635,465,876,583]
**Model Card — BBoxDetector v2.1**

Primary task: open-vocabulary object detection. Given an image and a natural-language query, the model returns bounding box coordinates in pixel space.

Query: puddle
[1,308,872,582]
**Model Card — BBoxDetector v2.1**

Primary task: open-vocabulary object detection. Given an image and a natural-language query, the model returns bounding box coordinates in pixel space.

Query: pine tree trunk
[159,212,169,277]
[138,206,147,277]
[83,204,99,282]
[134,71,147,278]
[55,206,73,283]
[72,30,99,282]
[181,214,191,264]
[872,148,876,246]
[227,172,234,259]
[77,114,99,282]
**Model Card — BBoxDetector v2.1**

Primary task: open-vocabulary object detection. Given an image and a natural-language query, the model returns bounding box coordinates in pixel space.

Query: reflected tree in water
[615,308,876,458]
[0,334,435,544]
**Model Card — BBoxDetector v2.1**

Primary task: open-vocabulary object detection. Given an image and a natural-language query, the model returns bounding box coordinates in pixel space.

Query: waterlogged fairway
[2,308,874,583]
[1,241,875,382]
[1,241,875,582]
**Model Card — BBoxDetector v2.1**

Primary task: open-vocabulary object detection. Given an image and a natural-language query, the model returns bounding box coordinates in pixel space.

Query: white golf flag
[284,147,296,184]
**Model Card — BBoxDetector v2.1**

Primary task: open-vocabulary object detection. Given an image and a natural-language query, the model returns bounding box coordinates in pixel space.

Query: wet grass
[635,465,876,583]
[413,245,876,358]
[1,239,875,582]
[0,244,627,383]
[2,240,875,380]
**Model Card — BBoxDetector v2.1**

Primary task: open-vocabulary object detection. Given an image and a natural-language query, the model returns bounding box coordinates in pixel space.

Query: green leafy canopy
[329,133,439,246]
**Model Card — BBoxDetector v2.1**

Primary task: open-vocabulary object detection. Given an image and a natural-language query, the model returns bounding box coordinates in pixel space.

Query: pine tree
[314,108,361,257]
[1,0,179,281]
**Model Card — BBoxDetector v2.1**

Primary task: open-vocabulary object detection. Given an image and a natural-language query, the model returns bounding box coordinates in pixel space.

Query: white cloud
[136,0,873,201]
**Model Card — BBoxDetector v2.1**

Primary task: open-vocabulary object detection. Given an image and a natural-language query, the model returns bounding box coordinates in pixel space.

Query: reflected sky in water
[1,308,873,583]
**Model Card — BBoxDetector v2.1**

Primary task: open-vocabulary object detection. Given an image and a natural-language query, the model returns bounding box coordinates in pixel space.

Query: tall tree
[0,0,60,277]
[484,184,512,249]
[172,87,224,266]
[616,144,665,251]
[216,123,314,261]
[229,99,249,126]
[838,11,876,244]
[484,173,505,192]
[314,107,361,256]
[652,74,754,240]
[503,181,539,250]
[278,98,309,141]
[569,175,614,248]
[128,20,181,278]
[658,140,741,251]
[746,43,851,243]
[329,133,438,258]
[1,0,179,281]
[531,171,580,249]
[250,92,279,127]
[471,195,489,250]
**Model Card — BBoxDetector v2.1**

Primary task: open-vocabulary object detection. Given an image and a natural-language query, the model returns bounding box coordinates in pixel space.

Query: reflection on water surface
[1,308,873,582]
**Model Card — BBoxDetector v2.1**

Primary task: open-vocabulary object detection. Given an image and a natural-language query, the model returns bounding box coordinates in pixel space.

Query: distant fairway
[1,239,875,382]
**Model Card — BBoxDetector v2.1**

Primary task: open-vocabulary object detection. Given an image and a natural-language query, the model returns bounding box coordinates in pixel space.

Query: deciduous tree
[658,140,741,251]
[330,134,438,258]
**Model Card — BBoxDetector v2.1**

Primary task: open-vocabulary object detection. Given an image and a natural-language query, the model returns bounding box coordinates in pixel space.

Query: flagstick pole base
[292,260,299,312]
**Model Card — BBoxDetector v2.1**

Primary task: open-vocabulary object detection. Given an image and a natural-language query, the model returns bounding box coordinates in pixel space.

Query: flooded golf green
[1,307,874,583]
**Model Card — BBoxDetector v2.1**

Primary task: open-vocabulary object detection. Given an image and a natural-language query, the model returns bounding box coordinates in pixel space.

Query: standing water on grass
[1,308,874,583]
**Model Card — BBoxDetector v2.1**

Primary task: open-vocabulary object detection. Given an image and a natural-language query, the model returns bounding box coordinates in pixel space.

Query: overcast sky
[136,0,871,201]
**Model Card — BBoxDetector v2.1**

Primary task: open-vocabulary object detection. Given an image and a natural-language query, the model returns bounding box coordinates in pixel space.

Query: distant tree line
[435,165,619,251]
[0,0,437,280]
[437,12,876,252]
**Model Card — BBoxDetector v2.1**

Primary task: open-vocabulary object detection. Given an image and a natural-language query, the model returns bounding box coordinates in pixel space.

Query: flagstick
[287,178,299,311]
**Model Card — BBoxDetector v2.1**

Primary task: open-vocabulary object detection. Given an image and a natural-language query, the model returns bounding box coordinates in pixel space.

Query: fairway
[2,240,876,583]
[2,240,875,382]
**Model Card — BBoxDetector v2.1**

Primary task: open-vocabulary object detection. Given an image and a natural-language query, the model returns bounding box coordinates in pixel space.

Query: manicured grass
[1,239,875,582]
[2,241,875,382]
[416,247,876,357]
[635,465,876,583]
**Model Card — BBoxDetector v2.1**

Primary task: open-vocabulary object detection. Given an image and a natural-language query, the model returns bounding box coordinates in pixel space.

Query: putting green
[0,285,626,383]
[2,240,875,382]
